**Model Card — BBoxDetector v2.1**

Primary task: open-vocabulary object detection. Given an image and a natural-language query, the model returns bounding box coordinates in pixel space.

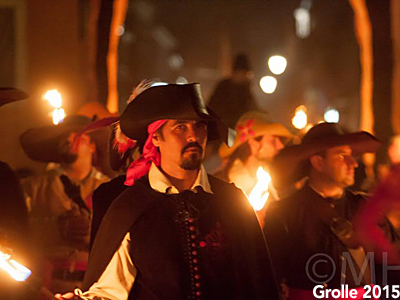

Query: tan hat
[219,111,293,158]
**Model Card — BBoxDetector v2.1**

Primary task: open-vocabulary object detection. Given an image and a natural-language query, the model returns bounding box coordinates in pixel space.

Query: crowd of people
[1,55,400,300]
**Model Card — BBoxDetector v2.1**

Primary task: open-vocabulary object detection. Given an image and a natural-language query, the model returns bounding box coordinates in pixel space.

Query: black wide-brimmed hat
[0,88,28,107]
[20,115,98,163]
[270,122,381,190]
[119,83,231,147]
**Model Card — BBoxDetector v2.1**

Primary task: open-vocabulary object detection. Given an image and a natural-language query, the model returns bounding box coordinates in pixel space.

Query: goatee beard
[180,153,202,170]
[180,142,203,170]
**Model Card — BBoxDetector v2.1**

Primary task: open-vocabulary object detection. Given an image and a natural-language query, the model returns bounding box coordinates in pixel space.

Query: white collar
[148,163,213,195]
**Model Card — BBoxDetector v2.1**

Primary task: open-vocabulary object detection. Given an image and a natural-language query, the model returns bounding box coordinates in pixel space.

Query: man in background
[215,111,292,225]
[208,53,257,128]
[21,115,109,295]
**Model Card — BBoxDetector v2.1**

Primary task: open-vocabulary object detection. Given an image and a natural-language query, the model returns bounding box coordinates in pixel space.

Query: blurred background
[0,0,399,174]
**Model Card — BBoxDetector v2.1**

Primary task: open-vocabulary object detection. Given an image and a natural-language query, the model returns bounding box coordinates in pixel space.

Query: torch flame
[43,89,62,108]
[0,249,31,282]
[248,167,271,211]
[52,108,66,125]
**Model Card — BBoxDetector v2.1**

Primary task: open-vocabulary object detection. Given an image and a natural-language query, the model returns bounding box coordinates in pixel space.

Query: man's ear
[310,155,324,172]
[152,133,160,147]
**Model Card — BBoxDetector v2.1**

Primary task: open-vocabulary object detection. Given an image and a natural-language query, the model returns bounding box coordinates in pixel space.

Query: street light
[324,107,339,123]
[268,55,287,75]
[260,76,277,94]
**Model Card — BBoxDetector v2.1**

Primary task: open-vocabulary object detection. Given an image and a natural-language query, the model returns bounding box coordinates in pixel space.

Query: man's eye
[337,155,345,161]
[176,125,185,130]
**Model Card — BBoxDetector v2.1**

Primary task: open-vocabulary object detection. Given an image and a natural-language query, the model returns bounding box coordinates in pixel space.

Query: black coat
[90,175,128,250]
[84,174,279,300]
[264,184,400,290]
[0,161,29,252]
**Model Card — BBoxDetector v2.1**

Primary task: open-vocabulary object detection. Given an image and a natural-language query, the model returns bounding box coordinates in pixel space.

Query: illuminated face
[58,132,95,164]
[318,145,358,188]
[255,134,284,162]
[153,120,208,171]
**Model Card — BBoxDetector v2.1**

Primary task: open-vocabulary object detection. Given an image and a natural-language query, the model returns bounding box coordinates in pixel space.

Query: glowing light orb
[260,76,278,94]
[268,55,287,75]
[324,108,339,123]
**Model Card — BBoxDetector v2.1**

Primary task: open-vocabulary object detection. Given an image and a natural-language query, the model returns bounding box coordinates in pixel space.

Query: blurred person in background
[208,53,257,129]
[0,88,30,299]
[20,115,110,295]
[215,111,292,226]
[377,135,400,230]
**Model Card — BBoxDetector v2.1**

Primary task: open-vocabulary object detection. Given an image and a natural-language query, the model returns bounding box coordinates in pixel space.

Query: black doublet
[84,175,279,300]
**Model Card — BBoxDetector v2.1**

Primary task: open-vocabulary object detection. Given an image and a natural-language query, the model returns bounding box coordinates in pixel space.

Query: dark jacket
[84,174,279,300]
[264,184,399,290]
[208,79,256,128]
[90,175,128,250]
[0,161,29,252]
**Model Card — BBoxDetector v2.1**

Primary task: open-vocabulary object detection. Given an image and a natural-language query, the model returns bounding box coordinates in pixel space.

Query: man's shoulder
[94,175,127,195]
[207,173,242,193]
[22,169,58,185]
[346,189,369,205]
[268,187,308,212]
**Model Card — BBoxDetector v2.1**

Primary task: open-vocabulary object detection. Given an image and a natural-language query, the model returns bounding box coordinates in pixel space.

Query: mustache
[181,142,203,155]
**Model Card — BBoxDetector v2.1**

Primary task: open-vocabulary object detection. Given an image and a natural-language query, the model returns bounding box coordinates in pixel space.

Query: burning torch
[43,89,66,125]
[0,246,56,299]
[248,166,272,211]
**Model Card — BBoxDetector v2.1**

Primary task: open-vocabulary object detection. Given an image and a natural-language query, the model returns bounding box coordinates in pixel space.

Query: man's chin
[180,153,202,170]
[343,178,355,188]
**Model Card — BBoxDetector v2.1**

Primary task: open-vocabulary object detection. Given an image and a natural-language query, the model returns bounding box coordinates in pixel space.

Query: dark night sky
[118,0,360,129]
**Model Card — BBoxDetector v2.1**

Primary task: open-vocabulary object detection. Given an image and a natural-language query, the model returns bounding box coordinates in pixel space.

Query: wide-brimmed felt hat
[270,122,381,190]
[20,115,101,163]
[219,111,293,159]
[0,88,28,107]
[120,83,232,147]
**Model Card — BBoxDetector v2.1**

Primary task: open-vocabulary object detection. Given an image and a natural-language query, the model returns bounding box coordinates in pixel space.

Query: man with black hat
[20,115,110,294]
[264,122,399,299]
[56,83,279,300]
[208,53,257,128]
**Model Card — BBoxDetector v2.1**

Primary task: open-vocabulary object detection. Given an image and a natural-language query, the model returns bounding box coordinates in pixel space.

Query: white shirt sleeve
[74,232,136,300]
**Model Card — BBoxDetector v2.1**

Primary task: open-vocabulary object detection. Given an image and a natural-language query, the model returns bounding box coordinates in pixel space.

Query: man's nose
[275,138,284,151]
[346,155,358,168]
[186,125,199,142]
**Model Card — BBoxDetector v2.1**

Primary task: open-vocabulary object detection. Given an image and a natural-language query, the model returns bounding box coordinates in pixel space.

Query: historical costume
[75,83,279,300]
[264,123,398,299]
[21,115,110,294]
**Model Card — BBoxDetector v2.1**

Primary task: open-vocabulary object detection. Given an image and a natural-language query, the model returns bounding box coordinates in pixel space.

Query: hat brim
[0,88,28,107]
[119,84,231,147]
[20,117,102,163]
[219,122,293,158]
[270,131,381,190]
